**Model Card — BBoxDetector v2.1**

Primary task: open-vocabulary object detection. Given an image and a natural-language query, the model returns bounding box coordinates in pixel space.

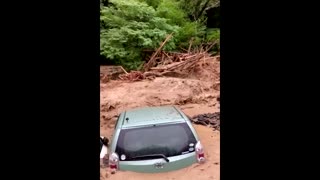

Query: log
[143,71,163,77]
[119,66,128,74]
[160,71,187,78]
[188,38,193,54]
[205,41,218,53]
[150,67,167,71]
[144,33,173,71]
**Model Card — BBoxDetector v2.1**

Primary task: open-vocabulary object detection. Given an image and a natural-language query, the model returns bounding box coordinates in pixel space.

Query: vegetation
[100,0,220,70]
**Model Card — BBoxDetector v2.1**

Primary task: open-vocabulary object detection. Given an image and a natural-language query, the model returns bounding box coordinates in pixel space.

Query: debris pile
[100,66,128,82]
[119,71,145,81]
[147,51,218,71]
[191,113,220,131]
[142,34,219,79]
[100,34,219,83]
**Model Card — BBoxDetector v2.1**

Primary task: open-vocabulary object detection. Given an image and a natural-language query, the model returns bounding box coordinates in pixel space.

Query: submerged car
[108,105,205,173]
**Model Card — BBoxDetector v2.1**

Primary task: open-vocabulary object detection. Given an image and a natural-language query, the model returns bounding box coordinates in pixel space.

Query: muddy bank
[100,77,219,121]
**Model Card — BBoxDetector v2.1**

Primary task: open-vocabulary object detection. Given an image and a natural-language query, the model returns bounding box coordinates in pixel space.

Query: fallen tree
[100,35,219,83]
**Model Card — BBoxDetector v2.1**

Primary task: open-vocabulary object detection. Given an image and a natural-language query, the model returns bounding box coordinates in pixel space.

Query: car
[108,105,205,173]
[100,136,109,167]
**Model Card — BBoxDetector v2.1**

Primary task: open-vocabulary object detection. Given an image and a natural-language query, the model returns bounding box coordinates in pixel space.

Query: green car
[108,105,205,173]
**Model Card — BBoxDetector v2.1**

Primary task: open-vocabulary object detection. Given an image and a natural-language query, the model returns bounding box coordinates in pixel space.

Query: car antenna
[126,117,129,122]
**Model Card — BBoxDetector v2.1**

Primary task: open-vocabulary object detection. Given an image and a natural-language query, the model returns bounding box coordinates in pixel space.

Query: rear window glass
[115,123,197,161]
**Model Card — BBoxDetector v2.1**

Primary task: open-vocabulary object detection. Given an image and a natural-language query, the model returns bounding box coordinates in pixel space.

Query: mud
[100,56,220,179]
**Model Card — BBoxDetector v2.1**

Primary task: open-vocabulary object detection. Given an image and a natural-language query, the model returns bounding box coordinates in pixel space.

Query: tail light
[195,141,205,163]
[109,152,119,173]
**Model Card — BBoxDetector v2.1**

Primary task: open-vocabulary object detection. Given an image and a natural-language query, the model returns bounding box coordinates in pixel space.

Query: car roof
[120,106,186,128]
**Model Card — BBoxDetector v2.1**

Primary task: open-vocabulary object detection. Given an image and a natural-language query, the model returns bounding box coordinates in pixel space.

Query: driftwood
[143,71,187,78]
[188,38,194,53]
[191,113,220,131]
[143,33,173,72]
[100,65,128,81]
[119,66,128,74]
[116,41,218,82]
[143,71,163,77]
[119,71,145,81]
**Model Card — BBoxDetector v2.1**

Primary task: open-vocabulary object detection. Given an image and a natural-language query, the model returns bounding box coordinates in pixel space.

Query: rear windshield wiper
[131,154,170,162]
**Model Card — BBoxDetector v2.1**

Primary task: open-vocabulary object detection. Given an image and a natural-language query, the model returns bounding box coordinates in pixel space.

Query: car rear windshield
[115,123,197,161]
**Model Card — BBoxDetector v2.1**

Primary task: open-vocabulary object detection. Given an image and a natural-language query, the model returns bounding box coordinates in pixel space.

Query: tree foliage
[100,0,220,70]
[179,0,220,21]
[138,0,162,9]
[100,0,178,70]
